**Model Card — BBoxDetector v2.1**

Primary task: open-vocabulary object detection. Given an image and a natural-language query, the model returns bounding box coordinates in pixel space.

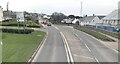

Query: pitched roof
[102,9,120,20]
[97,16,105,19]
[81,16,96,22]
[72,19,79,24]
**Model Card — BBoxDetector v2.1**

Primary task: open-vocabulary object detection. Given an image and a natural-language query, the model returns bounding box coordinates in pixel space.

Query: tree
[51,12,66,23]
[68,15,75,19]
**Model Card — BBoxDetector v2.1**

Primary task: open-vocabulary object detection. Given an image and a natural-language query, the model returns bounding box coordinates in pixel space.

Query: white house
[0,6,3,21]
[102,9,120,28]
[61,18,73,24]
[16,12,25,22]
[72,19,79,24]
[79,15,105,26]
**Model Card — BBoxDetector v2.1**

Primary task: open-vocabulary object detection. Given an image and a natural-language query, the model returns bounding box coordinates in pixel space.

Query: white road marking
[76,29,119,54]
[85,44,92,52]
[95,57,100,63]
[74,54,94,59]
[60,32,74,64]
[74,33,100,63]
[64,38,70,62]
[32,32,48,62]
[53,25,59,30]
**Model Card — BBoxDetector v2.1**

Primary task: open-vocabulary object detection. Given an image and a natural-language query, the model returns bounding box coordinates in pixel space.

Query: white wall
[102,20,119,26]
[0,7,3,21]
[16,12,25,22]
[89,17,101,26]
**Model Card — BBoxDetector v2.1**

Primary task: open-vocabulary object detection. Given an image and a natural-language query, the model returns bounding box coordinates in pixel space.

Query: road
[1,26,118,63]
[32,26,68,62]
[56,25,119,63]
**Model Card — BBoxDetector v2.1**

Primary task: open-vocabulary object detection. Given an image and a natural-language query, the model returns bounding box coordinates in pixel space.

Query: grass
[2,31,46,62]
[74,26,115,42]
[0,31,2,63]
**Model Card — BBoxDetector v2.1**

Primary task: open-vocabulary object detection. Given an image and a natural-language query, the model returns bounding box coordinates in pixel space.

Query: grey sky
[0,0,119,16]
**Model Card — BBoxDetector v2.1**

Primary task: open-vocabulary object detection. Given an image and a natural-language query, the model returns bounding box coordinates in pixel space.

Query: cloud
[0,0,119,15]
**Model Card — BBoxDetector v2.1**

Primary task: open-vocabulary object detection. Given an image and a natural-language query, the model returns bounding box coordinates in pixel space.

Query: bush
[1,28,34,34]
[0,21,42,28]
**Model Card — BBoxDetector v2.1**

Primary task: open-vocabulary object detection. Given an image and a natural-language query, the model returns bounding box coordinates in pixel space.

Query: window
[118,20,120,24]
[113,20,116,24]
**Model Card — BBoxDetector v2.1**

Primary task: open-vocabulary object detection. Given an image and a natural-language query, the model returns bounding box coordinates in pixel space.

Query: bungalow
[72,19,79,24]
[100,9,120,32]
[61,18,73,24]
[79,15,104,26]
[0,6,3,21]
[102,9,119,26]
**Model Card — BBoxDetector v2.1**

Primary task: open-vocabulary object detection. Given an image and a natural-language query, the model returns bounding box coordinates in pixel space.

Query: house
[97,9,120,32]
[16,12,25,22]
[3,10,16,20]
[102,9,120,27]
[72,19,79,24]
[61,18,73,24]
[79,15,105,26]
[0,6,3,21]
[79,16,98,26]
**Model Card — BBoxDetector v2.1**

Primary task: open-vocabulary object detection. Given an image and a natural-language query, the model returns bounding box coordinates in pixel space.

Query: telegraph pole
[80,2,83,17]
[7,2,9,11]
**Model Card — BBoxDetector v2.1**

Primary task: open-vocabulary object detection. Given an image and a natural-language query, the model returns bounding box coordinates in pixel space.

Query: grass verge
[2,31,46,62]
[74,26,115,42]
[0,31,2,63]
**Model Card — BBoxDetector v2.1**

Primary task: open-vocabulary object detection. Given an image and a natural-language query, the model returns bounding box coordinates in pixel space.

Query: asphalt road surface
[56,25,119,63]
[1,26,119,63]
[32,26,68,62]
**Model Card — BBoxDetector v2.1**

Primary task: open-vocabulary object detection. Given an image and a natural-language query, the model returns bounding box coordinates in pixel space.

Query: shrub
[1,28,34,34]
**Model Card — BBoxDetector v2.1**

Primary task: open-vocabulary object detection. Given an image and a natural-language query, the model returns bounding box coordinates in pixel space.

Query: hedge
[1,28,34,34]
[0,21,41,28]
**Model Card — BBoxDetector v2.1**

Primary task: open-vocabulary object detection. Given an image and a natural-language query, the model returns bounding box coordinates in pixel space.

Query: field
[2,31,46,62]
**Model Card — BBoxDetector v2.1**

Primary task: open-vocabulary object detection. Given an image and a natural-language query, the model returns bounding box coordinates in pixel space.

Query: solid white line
[64,39,70,62]
[60,32,74,64]
[60,32,70,62]
[32,32,48,62]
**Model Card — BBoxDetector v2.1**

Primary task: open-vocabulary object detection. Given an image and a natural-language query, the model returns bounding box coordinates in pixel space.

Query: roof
[102,9,120,20]
[97,16,105,19]
[81,16,96,22]
[72,19,79,24]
